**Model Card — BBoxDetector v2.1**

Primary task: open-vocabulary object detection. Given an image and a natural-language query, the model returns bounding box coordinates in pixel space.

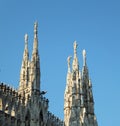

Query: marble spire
[19,34,29,92]
[64,42,98,126]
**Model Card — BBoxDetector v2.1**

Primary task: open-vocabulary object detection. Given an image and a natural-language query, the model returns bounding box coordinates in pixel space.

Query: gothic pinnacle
[64,43,98,126]
[67,56,72,73]
[73,41,77,58]
[31,21,40,91]
[82,49,89,81]
[72,41,79,71]
[23,33,29,61]
[19,34,29,92]
[34,21,38,38]
[33,22,38,53]
[24,34,28,50]
[82,49,86,66]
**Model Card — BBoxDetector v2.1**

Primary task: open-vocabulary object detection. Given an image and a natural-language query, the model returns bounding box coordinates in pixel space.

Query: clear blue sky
[0,0,120,126]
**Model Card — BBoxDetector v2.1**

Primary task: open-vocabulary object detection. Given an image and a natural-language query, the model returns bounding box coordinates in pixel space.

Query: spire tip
[34,21,38,38]
[34,22,38,29]
[82,49,87,66]
[24,34,28,43]
[73,41,78,58]
[82,49,86,58]
[73,41,77,51]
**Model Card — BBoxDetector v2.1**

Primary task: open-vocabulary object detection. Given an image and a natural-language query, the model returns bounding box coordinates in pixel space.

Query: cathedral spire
[72,41,79,71]
[24,34,29,62]
[30,22,40,91]
[83,49,86,67]
[19,34,29,92]
[73,41,77,58]
[82,49,89,108]
[33,22,38,53]
[65,56,72,96]
[82,49,89,78]
[25,34,28,50]
[67,56,72,73]
[64,43,98,126]
[64,42,81,126]
[34,22,38,37]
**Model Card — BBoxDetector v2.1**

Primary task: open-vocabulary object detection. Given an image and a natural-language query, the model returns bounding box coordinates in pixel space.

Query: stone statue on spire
[73,41,77,51]
[25,34,28,44]
[73,41,77,58]
[34,22,38,38]
[67,56,72,73]
[24,34,28,51]
[82,49,86,66]
[34,22,38,29]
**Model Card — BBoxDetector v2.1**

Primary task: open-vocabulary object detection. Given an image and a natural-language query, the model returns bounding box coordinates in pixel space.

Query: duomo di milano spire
[64,41,98,126]
[0,22,98,126]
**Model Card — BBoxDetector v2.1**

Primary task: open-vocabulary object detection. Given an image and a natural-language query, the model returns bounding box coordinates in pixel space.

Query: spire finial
[72,41,79,71]
[73,41,77,58]
[82,49,86,66]
[24,34,28,51]
[34,22,38,38]
[25,34,28,44]
[32,22,38,53]
[67,56,72,73]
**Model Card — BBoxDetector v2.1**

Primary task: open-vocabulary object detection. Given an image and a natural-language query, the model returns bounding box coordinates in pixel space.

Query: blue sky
[0,0,120,126]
